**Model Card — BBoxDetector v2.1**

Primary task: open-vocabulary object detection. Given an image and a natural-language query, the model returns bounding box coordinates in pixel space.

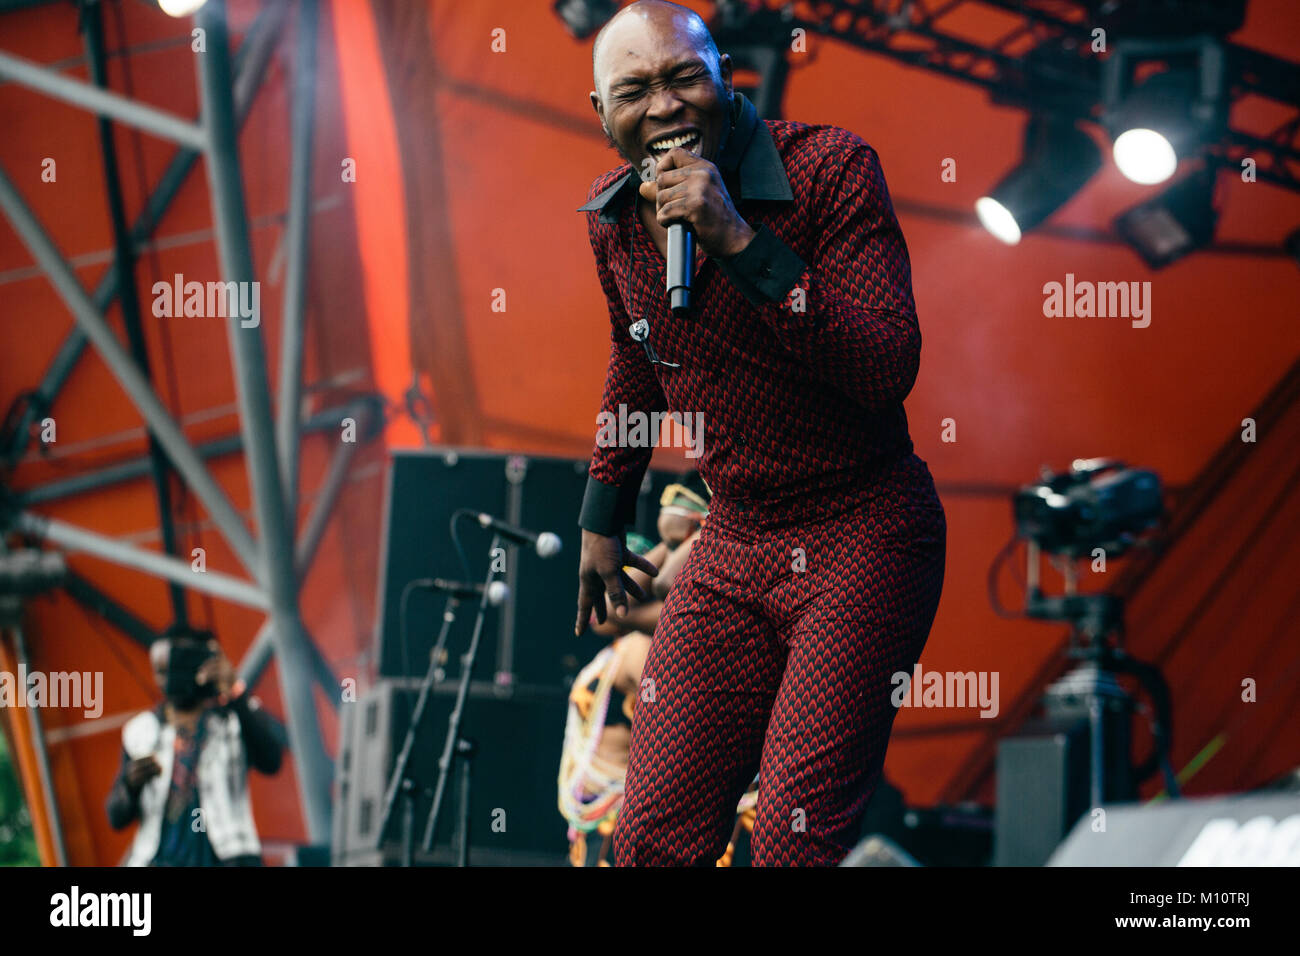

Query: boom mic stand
[375,585,463,866]
[419,533,504,864]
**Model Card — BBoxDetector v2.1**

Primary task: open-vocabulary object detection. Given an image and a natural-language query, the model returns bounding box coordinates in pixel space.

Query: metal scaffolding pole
[295,402,374,573]
[277,0,319,521]
[0,164,260,578]
[14,513,269,611]
[239,620,340,710]
[8,625,68,867]
[4,2,287,469]
[16,397,381,508]
[196,0,331,843]
[238,400,375,693]
[62,571,164,649]
[82,0,188,628]
[0,49,206,149]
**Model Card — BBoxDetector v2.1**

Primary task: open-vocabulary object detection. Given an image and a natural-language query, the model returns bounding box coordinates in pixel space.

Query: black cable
[986,530,1027,619]
[83,0,187,629]
[111,0,214,630]
[0,391,49,476]
[395,504,503,703]
[66,592,157,698]
[398,506,502,694]
[448,508,480,581]
[1106,645,1175,786]
[397,579,429,701]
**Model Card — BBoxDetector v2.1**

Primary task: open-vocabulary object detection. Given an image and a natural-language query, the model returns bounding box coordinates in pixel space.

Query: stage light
[1105,70,1204,185]
[157,0,208,17]
[1112,128,1178,185]
[554,0,618,40]
[1114,166,1218,269]
[975,197,1021,245]
[1101,38,1227,186]
[975,115,1101,245]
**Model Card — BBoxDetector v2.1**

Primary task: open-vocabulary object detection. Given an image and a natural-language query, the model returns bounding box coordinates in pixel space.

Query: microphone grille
[485,581,510,607]
[536,532,563,559]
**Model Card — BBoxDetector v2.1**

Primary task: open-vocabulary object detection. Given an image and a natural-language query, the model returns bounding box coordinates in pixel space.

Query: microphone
[667,224,693,315]
[471,512,563,558]
[413,577,509,606]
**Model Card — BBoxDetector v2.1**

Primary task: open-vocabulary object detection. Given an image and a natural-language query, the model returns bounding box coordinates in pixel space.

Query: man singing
[574,0,946,866]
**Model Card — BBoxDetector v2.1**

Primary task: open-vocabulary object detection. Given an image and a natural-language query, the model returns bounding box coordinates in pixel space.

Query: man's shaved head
[588,0,734,170]
[592,0,720,95]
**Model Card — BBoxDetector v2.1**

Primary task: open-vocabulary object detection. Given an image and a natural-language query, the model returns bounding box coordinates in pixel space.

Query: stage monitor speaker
[375,449,691,688]
[332,678,569,866]
[1048,792,1300,866]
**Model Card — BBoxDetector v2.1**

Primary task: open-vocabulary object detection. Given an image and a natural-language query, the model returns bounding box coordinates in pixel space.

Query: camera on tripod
[993,457,1178,855]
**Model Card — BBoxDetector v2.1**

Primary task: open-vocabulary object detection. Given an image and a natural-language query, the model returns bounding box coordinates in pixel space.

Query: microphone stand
[376,587,463,866]
[420,533,504,864]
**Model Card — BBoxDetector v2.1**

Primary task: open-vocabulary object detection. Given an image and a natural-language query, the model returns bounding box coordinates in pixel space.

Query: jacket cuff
[716,223,807,306]
[578,473,637,537]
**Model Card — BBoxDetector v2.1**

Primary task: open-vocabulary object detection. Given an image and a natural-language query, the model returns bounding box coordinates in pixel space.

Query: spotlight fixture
[554,0,618,40]
[1107,71,1199,184]
[976,115,1102,245]
[712,1,798,119]
[157,0,208,17]
[1102,37,1228,186]
[1113,166,1219,269]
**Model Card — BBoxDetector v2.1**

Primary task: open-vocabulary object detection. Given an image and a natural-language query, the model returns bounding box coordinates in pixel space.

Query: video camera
[1013,457,1163,558]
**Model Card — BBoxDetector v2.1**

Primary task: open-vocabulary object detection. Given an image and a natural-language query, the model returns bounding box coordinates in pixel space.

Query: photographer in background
[105,627,283,866]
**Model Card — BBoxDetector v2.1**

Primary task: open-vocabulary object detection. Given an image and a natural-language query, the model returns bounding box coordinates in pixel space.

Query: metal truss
[2,1,285,470]
[0,0,343,846]
[725,0,1300,191]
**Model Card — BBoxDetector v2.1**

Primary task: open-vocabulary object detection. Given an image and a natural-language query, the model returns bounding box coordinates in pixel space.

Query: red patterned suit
[577,92,945,865]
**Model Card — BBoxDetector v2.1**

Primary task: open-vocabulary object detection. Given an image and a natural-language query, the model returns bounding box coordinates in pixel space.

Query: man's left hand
[639,148,755,258]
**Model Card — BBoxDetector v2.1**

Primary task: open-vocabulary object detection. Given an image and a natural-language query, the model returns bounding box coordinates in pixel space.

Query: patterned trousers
[613,487,946,866]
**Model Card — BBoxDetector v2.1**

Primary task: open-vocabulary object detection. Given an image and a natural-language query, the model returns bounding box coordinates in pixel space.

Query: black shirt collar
[577,92,793,224]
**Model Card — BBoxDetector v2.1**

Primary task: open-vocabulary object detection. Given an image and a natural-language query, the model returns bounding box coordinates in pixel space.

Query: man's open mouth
[647,130,702,159]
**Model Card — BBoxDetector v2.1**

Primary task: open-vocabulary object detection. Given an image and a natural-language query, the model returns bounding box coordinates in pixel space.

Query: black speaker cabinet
[374,449,690,688]
[994,719,1091,866]
[357,450,700,865]
[332,678,569,866]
